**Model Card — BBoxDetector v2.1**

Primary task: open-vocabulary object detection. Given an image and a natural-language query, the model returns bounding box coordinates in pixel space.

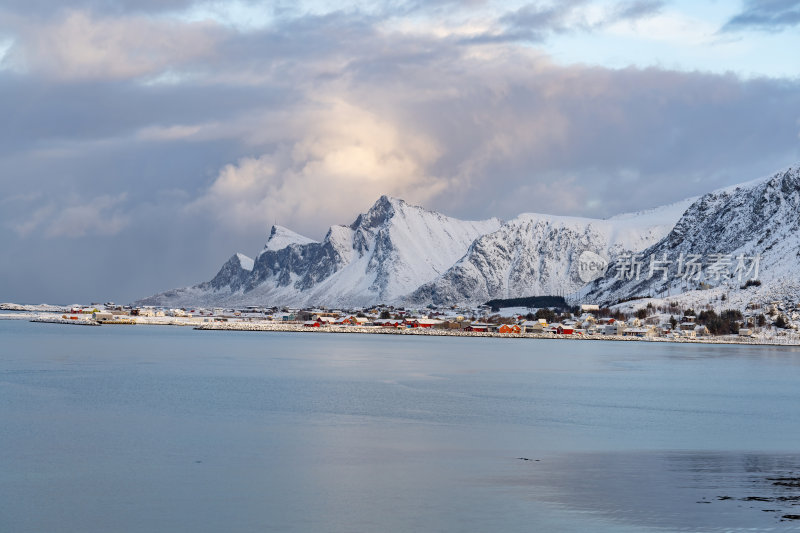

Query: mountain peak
[262,225,316,253]
[378,195,407,207]
[711,164,799,197]
[350,195,405,230]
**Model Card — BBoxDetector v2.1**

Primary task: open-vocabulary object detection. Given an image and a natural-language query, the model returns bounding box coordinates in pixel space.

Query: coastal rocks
[705,473,800,523]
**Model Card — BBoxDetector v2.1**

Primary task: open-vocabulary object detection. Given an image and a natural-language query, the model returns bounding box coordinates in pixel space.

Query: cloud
[0,0,201,17]
[183,24,800,234]
[13,194,130,238]
[455,0,667,44]
[136,124,206,142]
[189,97,445,234]
[502,1,591,36]
[722,0,800,32]
[4,9,224,80]
[611,0,666,21]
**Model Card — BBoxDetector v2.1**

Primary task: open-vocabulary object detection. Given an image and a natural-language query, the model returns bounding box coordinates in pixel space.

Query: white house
[521,321,544,333]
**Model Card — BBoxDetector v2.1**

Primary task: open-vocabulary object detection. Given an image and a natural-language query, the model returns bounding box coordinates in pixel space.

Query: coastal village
[4,297,800,345]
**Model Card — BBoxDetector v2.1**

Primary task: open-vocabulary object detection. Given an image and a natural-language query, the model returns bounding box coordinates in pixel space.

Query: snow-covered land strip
[14,311,800,345]
[31,317,100,326]
[0,312,41,320]
[122,315,206,326]
[1,303,69,312]
[192,322,800,346]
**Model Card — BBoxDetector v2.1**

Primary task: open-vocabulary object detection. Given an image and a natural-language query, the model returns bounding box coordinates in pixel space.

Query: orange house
[498,324,521,334]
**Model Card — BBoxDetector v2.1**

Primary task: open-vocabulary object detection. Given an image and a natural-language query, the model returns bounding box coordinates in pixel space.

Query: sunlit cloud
[189,97,445,236]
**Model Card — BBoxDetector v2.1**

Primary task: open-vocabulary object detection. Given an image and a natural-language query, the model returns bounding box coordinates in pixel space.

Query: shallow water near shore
[3,320,800,532]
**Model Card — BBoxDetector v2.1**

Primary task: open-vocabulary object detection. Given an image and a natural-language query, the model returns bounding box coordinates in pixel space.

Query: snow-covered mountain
[137,196,501,307]
[407,199,693,305]
[582,166,800,308]
[136,167,800,309]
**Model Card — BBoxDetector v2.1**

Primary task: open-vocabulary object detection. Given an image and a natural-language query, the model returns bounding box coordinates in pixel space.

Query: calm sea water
[3,320,800,532]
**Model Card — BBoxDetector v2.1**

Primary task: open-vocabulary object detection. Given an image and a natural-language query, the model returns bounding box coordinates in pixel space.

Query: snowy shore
[193,322,800,346]
[5,311,798,346]
[30,317,100,326]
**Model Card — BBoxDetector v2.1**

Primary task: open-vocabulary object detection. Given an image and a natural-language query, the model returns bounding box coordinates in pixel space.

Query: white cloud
[0,36,13,70]
[136,124,206,141]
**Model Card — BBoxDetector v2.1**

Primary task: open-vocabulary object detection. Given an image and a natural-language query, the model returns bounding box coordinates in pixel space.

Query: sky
[1,0,799,304]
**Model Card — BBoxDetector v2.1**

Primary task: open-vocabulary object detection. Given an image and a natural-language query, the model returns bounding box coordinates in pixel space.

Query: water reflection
[505,451,800,531]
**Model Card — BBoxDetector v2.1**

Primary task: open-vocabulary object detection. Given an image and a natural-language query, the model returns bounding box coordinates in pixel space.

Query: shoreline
[4,312,799,347]
[192,321,800,347]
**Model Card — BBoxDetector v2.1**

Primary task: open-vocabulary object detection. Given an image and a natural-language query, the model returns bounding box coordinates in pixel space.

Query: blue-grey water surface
[3,320,800,532]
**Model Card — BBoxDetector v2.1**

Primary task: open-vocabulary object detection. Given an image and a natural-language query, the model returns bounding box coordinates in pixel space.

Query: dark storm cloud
[722,0,800,31]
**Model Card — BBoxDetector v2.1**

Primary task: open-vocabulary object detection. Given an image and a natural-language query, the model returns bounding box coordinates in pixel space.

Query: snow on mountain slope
[408,198,693,306]
[235,253,254,271]
[260,225,317,254]
[135,196,501,308]
[583,165,800,308]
